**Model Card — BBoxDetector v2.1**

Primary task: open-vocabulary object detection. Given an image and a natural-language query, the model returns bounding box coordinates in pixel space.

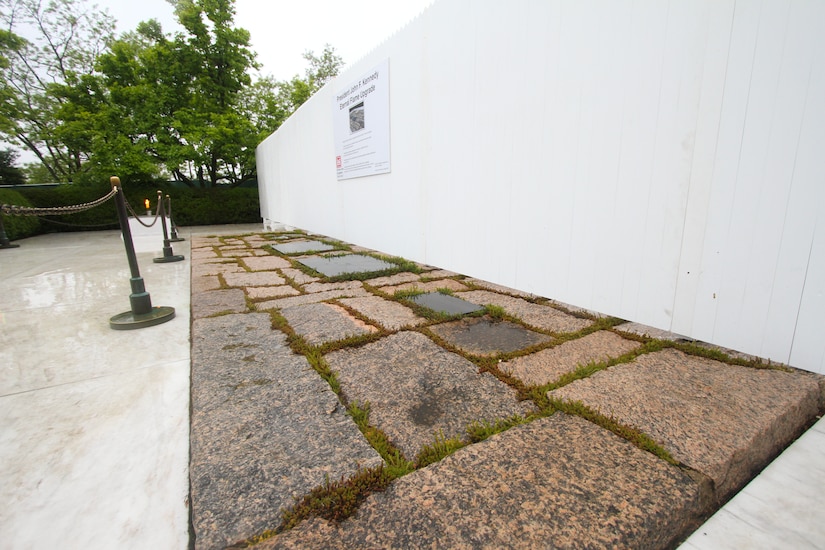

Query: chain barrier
[0,187,118,217]
[124,195,161,228]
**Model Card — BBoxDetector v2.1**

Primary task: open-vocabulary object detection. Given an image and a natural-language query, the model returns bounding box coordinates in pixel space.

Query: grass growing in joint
[414,432,466,469]
[484,304,507,321]
[279,466,395,531]
[348,401,414,477]
[466,415,532,443]
[305,348,340,394]
[547,397,677,465]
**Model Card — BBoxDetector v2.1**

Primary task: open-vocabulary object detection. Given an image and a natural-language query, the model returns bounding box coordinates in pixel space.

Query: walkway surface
[1,224,823,549]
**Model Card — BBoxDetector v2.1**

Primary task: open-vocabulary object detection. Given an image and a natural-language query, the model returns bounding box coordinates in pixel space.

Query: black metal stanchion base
[110,177,176,330]
[110,305,176,330]
[0,242,20,249]
[154,245,185,263]
[169,228,185,242]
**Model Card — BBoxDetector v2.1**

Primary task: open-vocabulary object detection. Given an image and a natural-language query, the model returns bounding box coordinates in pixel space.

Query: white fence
[257,0,825,374]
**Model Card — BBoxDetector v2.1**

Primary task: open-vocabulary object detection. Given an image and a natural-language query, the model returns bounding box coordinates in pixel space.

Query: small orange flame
[144,199,150,209]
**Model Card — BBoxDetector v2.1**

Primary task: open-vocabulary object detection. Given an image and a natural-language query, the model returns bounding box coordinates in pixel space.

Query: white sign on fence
[333,59,391,180]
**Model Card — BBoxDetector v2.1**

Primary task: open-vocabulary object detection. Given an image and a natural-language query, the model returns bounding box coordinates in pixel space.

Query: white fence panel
[256,0,825,373]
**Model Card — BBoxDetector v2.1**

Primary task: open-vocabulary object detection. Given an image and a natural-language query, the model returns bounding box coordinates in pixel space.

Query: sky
[107,0,434,81]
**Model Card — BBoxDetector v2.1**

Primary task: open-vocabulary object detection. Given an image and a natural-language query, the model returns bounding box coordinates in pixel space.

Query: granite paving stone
[280,267,320,284]
[191,237,223,247]
[221,238,246,246]
[429,317,553,357]
[379,279,468,295]
[364,272,421,287]
[190,313,383,549]
[192,262,245,278]
[259,414,711,549]
[186,229,825,550]
[546,299,608,318]
[280,303,378,346]
[326,331,529,459]
[338,296,426,330]
[246,286,301,300]
[501,330,642,386]
[424,269,459,278]
[615,321,692,342]
[221,249,270,257]
[463,278,537,298]
[549,348,821,501]
[191,248,219,260]
[242,236,270,247]
[191,288,247,319]
[223,271,286,287]
[302,281,365,294]
[241,255,292,271]
[216,250,253,258]
[256,288,370,311]
[457,290,592,333]
[192,274,221,294]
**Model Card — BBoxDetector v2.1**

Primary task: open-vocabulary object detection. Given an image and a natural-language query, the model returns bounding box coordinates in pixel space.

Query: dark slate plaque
[409,292,485,315]
[299,254,395,277]
[272,240,335,254]
[430,318,553,356]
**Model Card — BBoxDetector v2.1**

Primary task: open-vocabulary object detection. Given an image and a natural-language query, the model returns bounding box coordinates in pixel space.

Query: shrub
[13,183,260,235]
[0,189,41,240]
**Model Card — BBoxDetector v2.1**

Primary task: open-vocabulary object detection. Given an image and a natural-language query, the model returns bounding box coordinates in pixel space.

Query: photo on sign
[349,102,365,133]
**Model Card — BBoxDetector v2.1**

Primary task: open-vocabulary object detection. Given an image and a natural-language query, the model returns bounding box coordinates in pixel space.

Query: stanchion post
[167,195,184,242]
[109,177,175,330]
[154,190,184,263]
[0,212,20,249]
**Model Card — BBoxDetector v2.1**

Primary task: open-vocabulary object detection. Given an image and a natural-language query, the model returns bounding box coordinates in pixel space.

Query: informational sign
[333,59,391,180]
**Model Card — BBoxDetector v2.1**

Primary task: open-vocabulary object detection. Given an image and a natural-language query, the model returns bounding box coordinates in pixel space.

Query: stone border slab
[260,414,710,549]
[326,331,528,459]
[190,313,383,549]
[457,290,591,333]
[549,348,821,500]
[191,288,247,318]
[338,296,426,330]
[501,330,641,386]
[280,303,378,346]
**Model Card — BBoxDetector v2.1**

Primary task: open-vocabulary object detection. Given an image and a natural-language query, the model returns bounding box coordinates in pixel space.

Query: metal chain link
[124,195,161,228]
[0,187,118,217]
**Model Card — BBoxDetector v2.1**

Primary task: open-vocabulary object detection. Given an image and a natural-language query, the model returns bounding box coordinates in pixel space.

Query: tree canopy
[0,0,343,187]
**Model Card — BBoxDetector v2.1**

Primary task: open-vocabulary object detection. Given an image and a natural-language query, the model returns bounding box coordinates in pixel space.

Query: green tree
[0,148,25,184]
[3,0,344,187]
[0,0,114,182]
[278,44,344,113]
[94,0,259,187]
[21,161,51,183]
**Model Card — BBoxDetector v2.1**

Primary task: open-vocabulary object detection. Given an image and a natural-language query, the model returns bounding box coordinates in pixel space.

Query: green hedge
[3,183,260,239]
[0,189,41,240]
